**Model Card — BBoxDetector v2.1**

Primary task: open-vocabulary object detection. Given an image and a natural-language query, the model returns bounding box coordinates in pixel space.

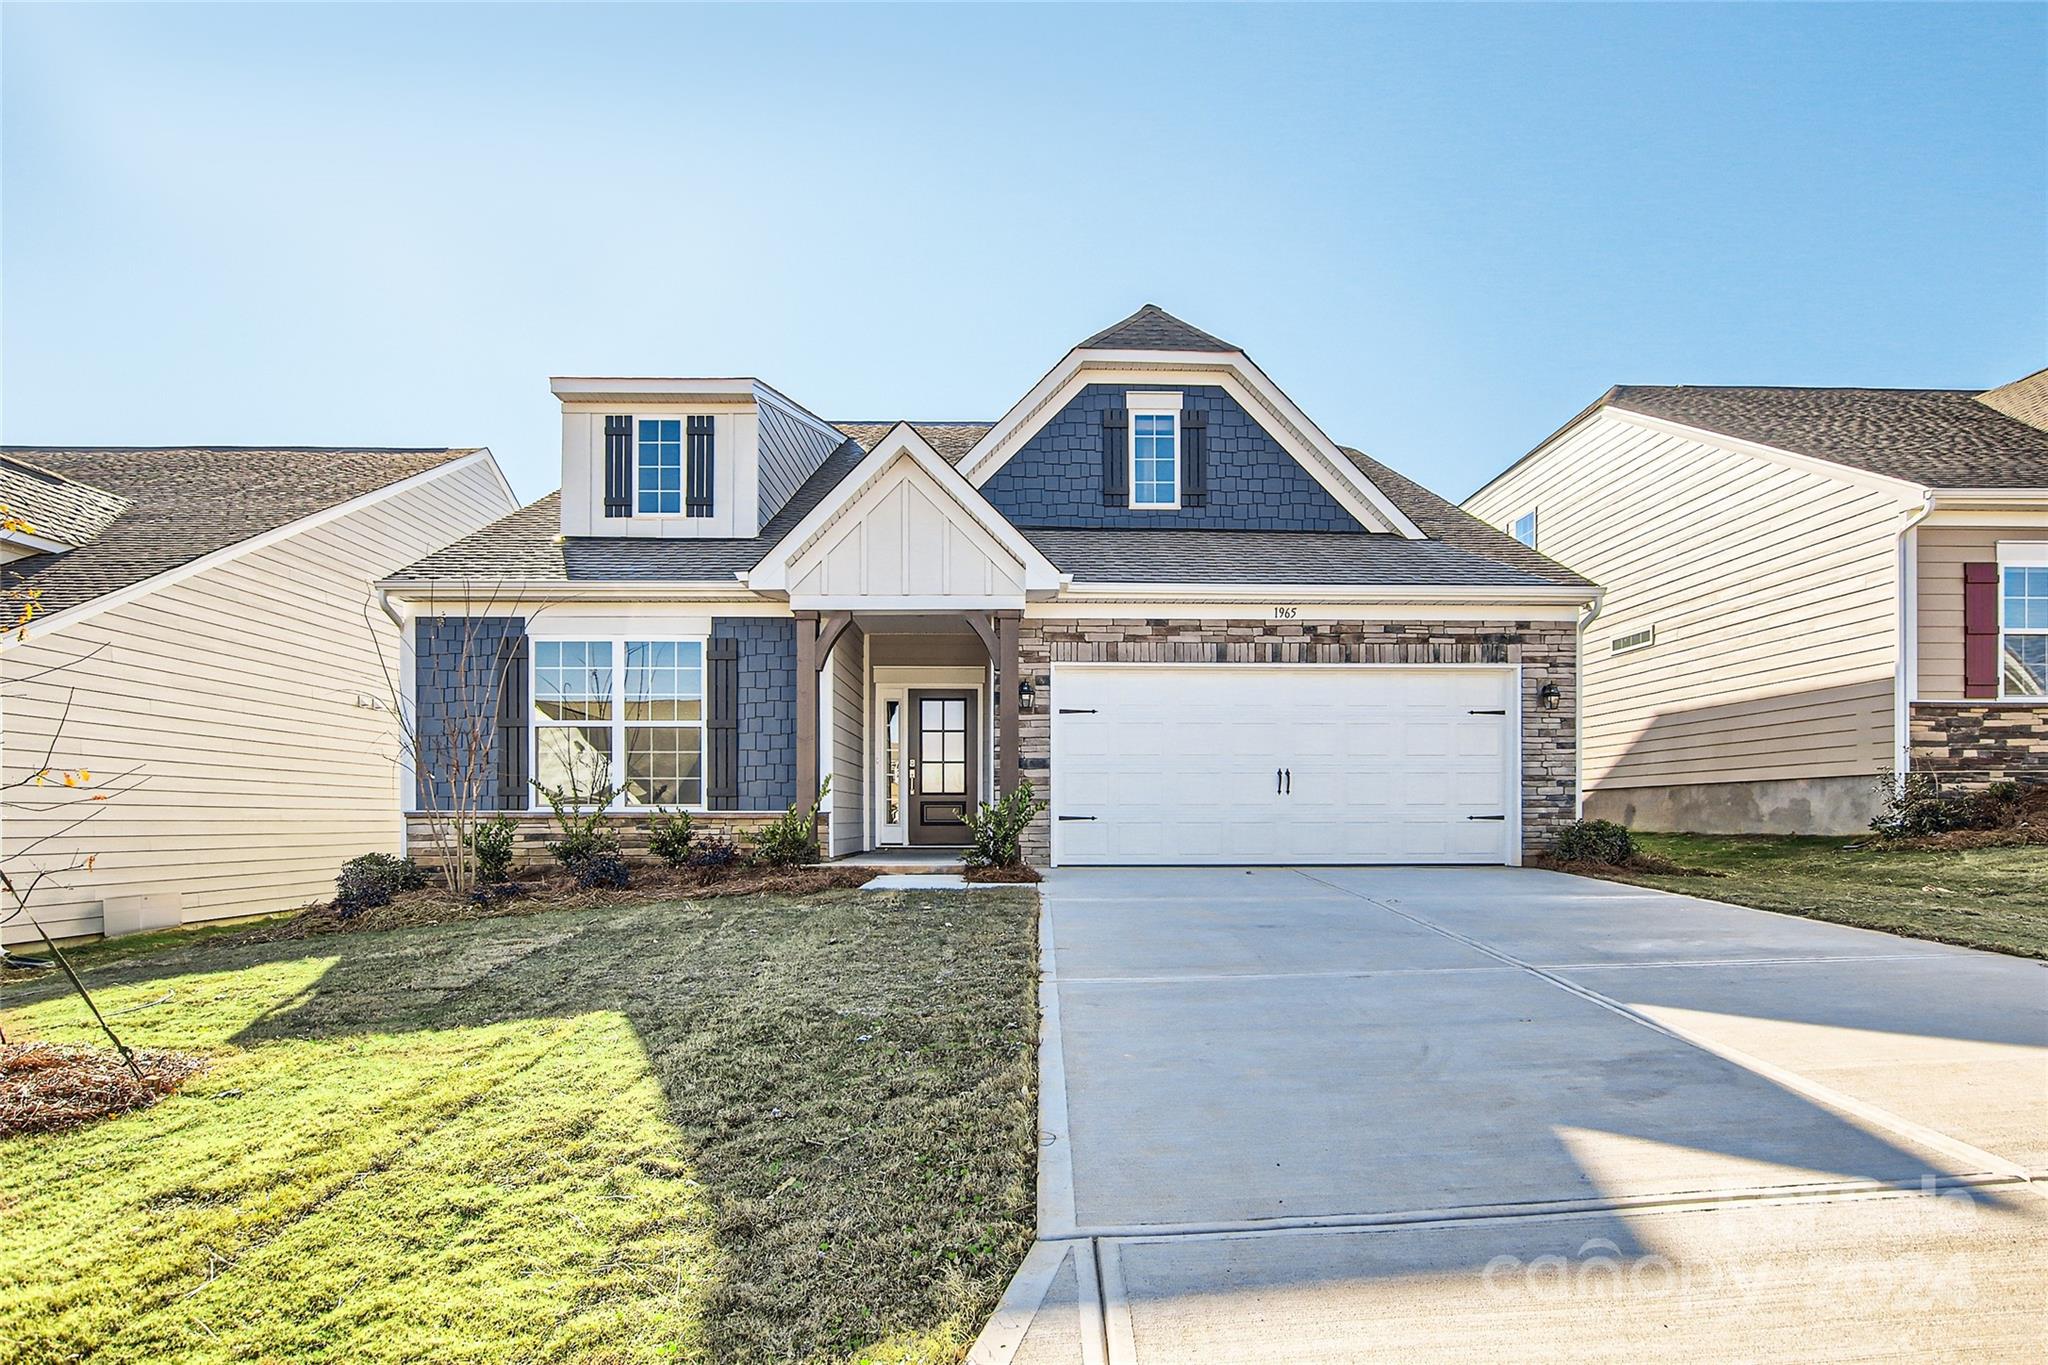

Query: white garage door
[1051,665,1518,866]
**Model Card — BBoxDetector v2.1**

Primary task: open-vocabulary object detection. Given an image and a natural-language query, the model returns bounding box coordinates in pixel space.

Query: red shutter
[1964,562,1999,698]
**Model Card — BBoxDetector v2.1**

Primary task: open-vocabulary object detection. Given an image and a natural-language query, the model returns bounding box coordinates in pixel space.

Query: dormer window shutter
[686,416,715,517]
[1101,407,1129,507]
[1964,562,1999,698]
[1181,406,1209,508]
[602,416,632,518]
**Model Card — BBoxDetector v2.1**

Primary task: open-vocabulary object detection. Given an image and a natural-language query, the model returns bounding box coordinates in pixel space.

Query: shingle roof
[1077,304,1238,354]
[830,422,993,466]
[1340,448,1590,588]
[1602,386,2048,490]
[1,446,477,621]
[0,455,129,548]
[1020,528,1571,588]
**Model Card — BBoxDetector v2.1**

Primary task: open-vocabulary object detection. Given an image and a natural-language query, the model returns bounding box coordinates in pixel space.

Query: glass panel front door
[908,689,977,844]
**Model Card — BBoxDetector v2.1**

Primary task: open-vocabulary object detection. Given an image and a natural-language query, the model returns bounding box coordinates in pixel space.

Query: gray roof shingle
[1077,304,1238,354]
[0,456,129,548]
[1602,386,2048,490]
[1019,528,1570,588]
[2,446,477,620]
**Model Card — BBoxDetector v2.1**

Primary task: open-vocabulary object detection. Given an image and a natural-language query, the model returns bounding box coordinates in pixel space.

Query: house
[0,446,517,941]
[381,307,1595,868]
[1463,372,2048,835]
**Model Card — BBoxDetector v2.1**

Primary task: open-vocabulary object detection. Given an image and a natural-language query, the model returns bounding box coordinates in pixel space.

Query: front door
[908,689,977,845]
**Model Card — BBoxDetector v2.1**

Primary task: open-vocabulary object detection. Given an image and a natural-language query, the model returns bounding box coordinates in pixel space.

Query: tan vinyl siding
[1917,524,2048,698]
[1466,412,1917,792]
[1,458,513,941]
[827,626,866,857]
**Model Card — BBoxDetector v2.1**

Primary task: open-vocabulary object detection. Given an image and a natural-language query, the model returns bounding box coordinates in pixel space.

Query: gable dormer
[551,377,844,540]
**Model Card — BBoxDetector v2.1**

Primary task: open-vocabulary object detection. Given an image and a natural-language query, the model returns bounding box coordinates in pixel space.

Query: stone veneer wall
[1013,618,1578,864]
[405,811,820,870]
[1909,703,2048,788]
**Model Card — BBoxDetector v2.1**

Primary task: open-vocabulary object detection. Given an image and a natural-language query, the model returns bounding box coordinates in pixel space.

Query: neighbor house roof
[1601,386,2048,490]
[1,446,479,621]
[0,455,130,548]
[387,424,1587,594]
[1077,304,1239,354]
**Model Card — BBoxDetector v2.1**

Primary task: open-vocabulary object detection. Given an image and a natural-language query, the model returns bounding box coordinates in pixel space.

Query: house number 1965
[1272,606,1299,619]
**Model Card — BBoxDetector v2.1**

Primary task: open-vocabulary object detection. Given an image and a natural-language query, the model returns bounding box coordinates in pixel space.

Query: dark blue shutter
[603,416,632,518]
[1101,407,1128,507]
[494,633,529,809]
[686,416,715,517]
[1181,406,1208,508]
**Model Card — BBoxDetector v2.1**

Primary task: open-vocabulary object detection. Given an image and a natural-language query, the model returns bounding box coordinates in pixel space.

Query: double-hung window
[1510,511,1538,548]
[2001,550,2048,697]
[533,638,705,805]
[1127,392,1181,509]
[637,419,684,514]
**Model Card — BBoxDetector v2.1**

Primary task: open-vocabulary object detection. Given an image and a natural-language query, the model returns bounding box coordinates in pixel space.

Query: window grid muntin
[532,637,706,806]
[1511,511,1538,548]
[637,419,684,514]
[1131,412,1178,508]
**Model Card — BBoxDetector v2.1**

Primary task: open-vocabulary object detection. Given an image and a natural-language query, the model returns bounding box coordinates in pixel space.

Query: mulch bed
[1882,786,2048,851]
[1,1042,208,1138]
[964,864,1042,884]
[238,864,887,942]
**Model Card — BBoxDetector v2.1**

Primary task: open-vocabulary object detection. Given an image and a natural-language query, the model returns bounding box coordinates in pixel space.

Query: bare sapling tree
[1,502,150,1077]
[366,582,548,899]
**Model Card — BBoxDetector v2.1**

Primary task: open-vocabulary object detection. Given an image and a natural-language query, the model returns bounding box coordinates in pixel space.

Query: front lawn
[0,889,1039,1364]
[1611,834,2048,959]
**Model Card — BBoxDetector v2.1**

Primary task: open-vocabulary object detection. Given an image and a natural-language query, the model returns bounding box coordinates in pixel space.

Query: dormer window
[637,420,684,513]
[1127,391,1182,510]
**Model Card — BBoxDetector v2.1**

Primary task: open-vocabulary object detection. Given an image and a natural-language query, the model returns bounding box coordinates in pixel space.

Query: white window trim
[1996,541,2048,700]
[1510,510,1538,549]
[1126,390,1183,511]
[529,633,711,810]
[632,415,715,520]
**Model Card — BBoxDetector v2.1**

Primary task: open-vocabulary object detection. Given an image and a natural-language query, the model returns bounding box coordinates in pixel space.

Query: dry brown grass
[0,1042,207,1137]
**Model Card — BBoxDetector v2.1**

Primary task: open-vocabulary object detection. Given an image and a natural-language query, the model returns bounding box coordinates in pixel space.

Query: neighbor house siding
[978,383,1363,530]
[1465,411,1918,794]
[0,458,512,942]
[1916,525,2048,698]
[827,625,866,856]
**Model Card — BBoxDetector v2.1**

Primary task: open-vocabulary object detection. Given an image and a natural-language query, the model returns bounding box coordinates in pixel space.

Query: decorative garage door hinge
[1467,814,1506,821]
[1468,708,1507,715]
[1059,708,1098,714]
[1058,814,1097,821]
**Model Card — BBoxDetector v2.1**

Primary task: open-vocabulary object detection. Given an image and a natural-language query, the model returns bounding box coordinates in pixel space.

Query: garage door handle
[1468,708,1506,715]
[1276,768,1283,794]
[1058,814,1097,822]
[1468,815,1505,821]
[1285,768,1292,794]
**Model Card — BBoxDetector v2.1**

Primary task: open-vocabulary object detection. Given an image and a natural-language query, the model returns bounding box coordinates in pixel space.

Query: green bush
[466,815,518,882]
[647,811,696,867]
[961,780,1049,869]
[753,778,828,868]
[1550,819,1636,866]
[1870,772,1995,839]
[573,852,632,890]
[684,834,743,876]
[335,853,428,915]
[534,778,623,868]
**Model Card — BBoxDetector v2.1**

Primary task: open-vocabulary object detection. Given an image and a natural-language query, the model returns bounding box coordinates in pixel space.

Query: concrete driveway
[974,867,2048,1363]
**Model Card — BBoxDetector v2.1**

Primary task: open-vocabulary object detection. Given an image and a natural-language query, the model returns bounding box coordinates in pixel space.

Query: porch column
[794,610,819,809]
[996,610,1022,796]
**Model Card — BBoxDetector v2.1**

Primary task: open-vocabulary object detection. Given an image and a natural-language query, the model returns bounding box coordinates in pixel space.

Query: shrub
[467,814,518,882]
[1871,772,1992,839]
[534,777,623,868]
[752,778,828,868]
[335,852,428,916]
[962,780,1049,869]
[573,852,632,890]
[683,833,743,877]
[647,811,696,867]
[1550,819,1635,866]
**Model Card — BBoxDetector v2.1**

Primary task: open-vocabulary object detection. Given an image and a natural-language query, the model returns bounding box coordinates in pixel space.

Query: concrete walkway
[972,866,2048,1363]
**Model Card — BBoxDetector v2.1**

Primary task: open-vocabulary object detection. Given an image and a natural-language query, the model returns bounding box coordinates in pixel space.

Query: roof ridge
[1076,304,1239,354]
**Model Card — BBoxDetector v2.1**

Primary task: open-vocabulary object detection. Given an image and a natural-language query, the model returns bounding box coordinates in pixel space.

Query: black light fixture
[1538,682,1562,711]
[1018,678,1037,713]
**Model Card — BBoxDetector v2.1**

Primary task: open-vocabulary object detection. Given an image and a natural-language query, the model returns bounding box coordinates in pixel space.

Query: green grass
[1612,834,2048,958]
[0,889,1040,1364]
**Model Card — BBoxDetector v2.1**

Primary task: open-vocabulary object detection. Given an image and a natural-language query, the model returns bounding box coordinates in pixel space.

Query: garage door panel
[1053,666,1515,866]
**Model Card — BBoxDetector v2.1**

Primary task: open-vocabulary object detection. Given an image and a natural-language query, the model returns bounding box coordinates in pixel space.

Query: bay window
[533,638,705,806]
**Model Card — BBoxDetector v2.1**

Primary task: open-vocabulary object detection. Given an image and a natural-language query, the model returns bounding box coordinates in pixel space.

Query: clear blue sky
[4,3,2043,504]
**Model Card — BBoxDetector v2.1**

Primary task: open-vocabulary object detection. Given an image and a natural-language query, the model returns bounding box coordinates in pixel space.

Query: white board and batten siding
[788,458,1027,606]
[0,458,514,942]
[1465,411,1918,793]
[1052,665,1518,865]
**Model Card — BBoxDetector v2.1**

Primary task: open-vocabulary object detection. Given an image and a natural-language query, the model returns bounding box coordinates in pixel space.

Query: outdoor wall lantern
[1018,678,1037,713]
[1538,682,1562,711]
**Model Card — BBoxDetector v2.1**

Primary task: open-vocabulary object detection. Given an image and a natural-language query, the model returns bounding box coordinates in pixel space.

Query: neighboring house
[382,306,1595,868]
[0,447,517,941]
[1464,372,2048,835]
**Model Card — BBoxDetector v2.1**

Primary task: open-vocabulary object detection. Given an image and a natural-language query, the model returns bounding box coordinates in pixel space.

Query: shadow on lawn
[5,890,1040,1364]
